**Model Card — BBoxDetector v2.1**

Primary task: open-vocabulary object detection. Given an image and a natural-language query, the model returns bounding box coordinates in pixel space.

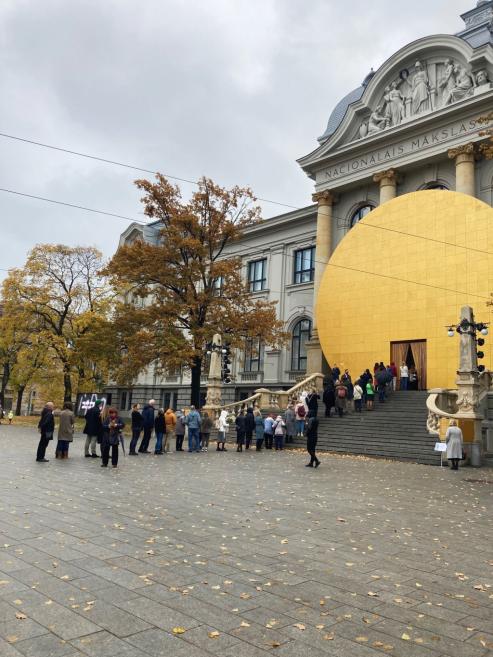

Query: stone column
[373,169,398,205]
[203,333,223,420]
[305,190,336,375]
[448,143,476,196]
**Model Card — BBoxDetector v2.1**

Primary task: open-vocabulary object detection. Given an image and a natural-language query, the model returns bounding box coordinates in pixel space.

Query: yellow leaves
[172,627,186,635]
[324,632,335,640]
[15,612,27,620]
[336,517,347,523]
[355,636,368,643]
[293,623,306,631]
[208,631,220,639]
[367,591,379,597]
[401,632,411,641]
[240,621,250,627]
[6,635,18,643]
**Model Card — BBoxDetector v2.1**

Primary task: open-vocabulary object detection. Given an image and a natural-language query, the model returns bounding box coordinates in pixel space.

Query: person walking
[36,402,55,462]
[56,402,74,459]
[200,412,213,451]
[294,400,306,438]
[263,413,275,450]
[334,380,348,417]
[83,400,103,458]
[186,405,201,453]
[101,407,125,468]
[305,410,320,468]
[285,404,296,443]
[244,407,255,450]
[216,409,229,451]
[254,409,264,450]
[353,380,364,413]
[164,408,176,452]
[446,419,463,471]
[366,379,375,410]
[400,362,409,390]
[154,409,165,454]
[322,381,335,418]
[235,410,246,452]
[129,403,143,455]
[273,415,286,450]
[175,410,186,451]
[139,399,156,453]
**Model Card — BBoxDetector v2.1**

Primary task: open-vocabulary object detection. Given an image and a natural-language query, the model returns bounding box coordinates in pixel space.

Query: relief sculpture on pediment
[357,57,485,141]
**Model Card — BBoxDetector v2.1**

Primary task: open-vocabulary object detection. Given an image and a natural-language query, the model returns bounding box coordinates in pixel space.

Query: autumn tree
[105,175,286,406]
[2,245,111,402]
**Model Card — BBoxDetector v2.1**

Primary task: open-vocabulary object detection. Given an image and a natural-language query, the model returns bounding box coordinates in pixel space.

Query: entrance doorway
[391,340,427,390]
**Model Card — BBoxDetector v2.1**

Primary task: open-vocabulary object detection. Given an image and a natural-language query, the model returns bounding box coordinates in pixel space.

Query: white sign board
[434,442,447,452]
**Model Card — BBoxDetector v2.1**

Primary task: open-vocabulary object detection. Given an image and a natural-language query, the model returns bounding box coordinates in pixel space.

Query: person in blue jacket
[185,405,202,453]
[139,399,156,453]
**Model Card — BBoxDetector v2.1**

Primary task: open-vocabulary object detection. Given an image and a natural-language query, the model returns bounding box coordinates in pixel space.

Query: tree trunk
[63,362,72,402]
[190,356,202,408]
[0,362,10,408]
[15,385,25,416]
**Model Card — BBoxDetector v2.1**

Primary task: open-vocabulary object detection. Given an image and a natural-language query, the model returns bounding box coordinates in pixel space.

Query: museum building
[109,1,493,411]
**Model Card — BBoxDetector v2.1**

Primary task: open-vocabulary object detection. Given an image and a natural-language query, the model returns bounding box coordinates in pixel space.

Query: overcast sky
[0,0,471,277]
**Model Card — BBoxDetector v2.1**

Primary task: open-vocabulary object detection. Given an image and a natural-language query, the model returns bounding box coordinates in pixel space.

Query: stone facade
[108,1,493,413]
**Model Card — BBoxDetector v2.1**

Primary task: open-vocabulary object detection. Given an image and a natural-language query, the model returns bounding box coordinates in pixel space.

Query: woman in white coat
[445,419,463,471]
[216,410,229,452]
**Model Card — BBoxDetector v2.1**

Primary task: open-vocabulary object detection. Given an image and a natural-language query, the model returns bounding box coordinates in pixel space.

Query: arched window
[291,319,312,371]
[422,182,449,191]
[350,204,374,228]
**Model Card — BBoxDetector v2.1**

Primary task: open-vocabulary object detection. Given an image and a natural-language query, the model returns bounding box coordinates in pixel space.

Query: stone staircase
[293,391,441,466]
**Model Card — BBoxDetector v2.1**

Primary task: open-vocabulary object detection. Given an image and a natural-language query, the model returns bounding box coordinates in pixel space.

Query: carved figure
[476,68,490,86]
[367,105,388,134]
[387,81,406,125]
[439,58,456,105]
[410,61,431,114]
[443,65,474,105]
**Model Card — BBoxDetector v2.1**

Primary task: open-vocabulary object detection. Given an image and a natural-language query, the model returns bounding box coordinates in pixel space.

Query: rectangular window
[213,276,223,297]
[160,391,178,410]
[294,247,315,284]
[248,259,267,292]
[244,338,263,372]
[120,391,127,411]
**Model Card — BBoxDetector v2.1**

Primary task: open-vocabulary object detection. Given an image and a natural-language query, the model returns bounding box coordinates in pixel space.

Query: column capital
[447,143,476,161]
[312,190,337,205]
[373,168,399,184]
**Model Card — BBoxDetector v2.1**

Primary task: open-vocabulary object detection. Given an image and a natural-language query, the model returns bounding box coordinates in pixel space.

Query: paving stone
[70,630,150,657]
[12,633,75,657]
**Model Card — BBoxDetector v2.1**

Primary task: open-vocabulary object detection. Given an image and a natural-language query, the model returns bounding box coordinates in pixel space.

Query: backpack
[297,404,306,418]
[337,386,347,398]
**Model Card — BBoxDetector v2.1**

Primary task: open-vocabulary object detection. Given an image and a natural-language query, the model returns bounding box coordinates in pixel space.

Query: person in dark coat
[129,403,143,455]
[101,407,125,468]
[305,410,320,468]
[200,412,213,451]
[36,402,55,462]
[235,411,247,452]
[254,410,264,450]
[244,407,255,450]
[139,399,155,453]
[305,389,320,417]
[154,409,165,454]
[83,400,103,458]
[322,382,335,418]
[375,366,387,403]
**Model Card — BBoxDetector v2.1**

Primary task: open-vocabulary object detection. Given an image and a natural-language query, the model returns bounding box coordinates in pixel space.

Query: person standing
[353,380,364,413]
[400,363,409,390]
[8,410,13,425]
[129,403,143,455]
[305,389,320,417]
[83,400,103,458]
[390,362,398,391]
[376,366,387,403]
[216,409,229,451]
[273,415,286,450]
[164,408,176,452]
[446,419,463,471]
[366,379,375,410]
[56,402,74,459]
[36,402,55,462]
[305,410,320,468]
[285,404,296,443]
[200,412,213,451]
[263,413,275,450]
[101,407,124,468]
[186,405,201,453]
[175,410,186,451]
[322,381,335,418]
[235,410,246,452]
[154,409,165,454]
[409,367,419,390]
[294,400,306,437]
[244,407,255,450]
[139,399,156,453]
[334,380,347,417]
[254,410,264,450]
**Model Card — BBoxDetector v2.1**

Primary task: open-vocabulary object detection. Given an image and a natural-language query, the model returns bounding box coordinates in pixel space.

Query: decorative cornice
[312,190,337,205]
[373,168,399,184]
[447,142,476,160]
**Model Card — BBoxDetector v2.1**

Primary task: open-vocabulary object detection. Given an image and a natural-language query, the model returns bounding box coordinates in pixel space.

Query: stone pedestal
[203,334,223,420]
[448,143,476,197]
[373,169,399,205]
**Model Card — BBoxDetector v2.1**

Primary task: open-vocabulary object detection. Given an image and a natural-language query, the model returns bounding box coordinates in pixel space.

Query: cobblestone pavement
[0,425,492,657]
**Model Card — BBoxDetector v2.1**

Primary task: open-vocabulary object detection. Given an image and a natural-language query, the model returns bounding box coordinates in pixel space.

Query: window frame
[350,204,374,228]
[291,318,312,372]
[244,337,264,373]
[293,246,315,284]
[247,259,267,292]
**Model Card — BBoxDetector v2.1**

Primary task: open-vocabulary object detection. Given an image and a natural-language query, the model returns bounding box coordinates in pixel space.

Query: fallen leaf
[6,636,18,643]
[336,517,347,523]
[401,632,410,640]
[208,631,220,639]
[15,612,26,620]
[315,624,325,630]
[324,632,334,640]
[355,636,368,642]
[271,641,281,648]
[367,591,379,597]
[172,627,186,635]
[294,623,306,630]
[240,621,250,627]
